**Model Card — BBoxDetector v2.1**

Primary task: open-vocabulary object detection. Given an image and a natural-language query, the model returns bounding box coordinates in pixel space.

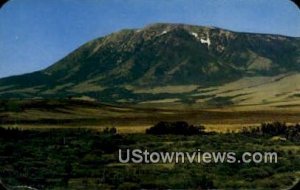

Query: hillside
[0,23,299,107]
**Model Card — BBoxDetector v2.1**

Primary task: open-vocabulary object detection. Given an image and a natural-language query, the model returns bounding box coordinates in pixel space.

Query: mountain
[0,23,300,107]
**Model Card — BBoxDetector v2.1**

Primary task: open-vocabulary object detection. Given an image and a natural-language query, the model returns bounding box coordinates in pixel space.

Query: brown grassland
[1,99,300,133]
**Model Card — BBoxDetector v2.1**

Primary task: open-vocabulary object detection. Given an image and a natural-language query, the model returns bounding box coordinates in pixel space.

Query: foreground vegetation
[0,122,299,190]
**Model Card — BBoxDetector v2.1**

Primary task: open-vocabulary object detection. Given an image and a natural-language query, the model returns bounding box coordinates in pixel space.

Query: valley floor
[1,99,300,133]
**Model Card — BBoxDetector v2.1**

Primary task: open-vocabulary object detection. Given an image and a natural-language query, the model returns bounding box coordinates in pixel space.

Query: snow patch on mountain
[161,30,168,35]
[191,32,199,39]
[190,32,211,48]
[200,37,211,47]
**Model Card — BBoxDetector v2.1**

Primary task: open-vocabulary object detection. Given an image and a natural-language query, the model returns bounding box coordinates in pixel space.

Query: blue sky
[0,0,299,78]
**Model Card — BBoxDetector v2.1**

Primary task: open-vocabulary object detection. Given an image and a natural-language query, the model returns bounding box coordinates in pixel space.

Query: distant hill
[0,23,299,108]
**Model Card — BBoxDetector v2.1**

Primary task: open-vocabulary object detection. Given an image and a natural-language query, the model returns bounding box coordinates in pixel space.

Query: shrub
[241,122,300,141]
[261,122,287,136]
[103,127,117,134]
[146,121,205,135]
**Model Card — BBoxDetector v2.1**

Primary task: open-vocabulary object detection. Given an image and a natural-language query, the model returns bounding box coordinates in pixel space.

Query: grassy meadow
[1,99,300,132]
